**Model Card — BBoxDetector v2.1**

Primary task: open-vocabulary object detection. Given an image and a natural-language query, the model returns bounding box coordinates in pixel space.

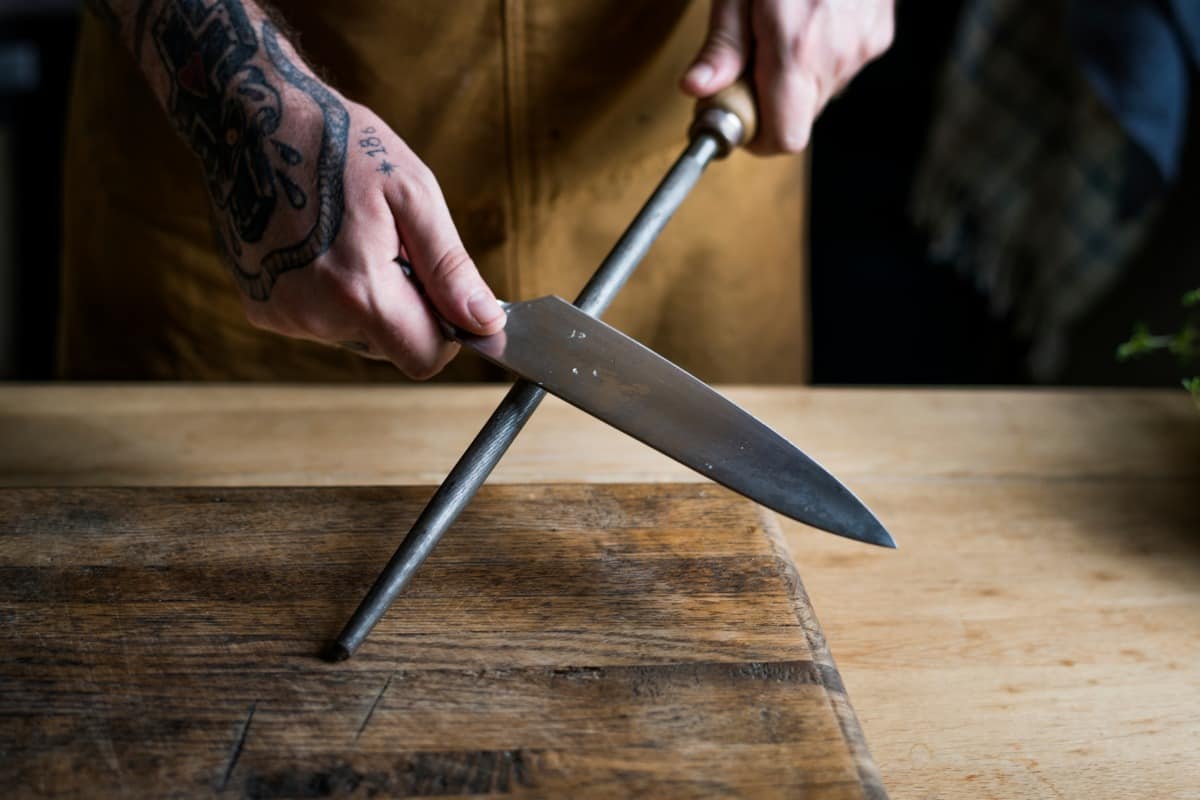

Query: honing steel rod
[326,83,758,661]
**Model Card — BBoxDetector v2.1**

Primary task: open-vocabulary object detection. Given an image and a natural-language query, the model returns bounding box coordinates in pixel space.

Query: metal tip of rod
[320,641,352,663]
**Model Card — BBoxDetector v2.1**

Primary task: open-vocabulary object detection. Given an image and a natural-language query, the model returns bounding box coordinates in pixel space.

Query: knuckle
[404,361,441,381]
[755,2,797,57]
[418,163,441,194]
[778,120,812,153]
[379,323,457,380]
[315,258,372,313]
[425,247,474,290]
[338,278,373,316]
[353,190,395,232]
[779,134,809,154]
[392,168,436,213]
[765,121,810,155]
[789,35,809,68]
[705,27,744,59]
[401,346,454,381]
[868,21,895,59]
[413,162,440,196]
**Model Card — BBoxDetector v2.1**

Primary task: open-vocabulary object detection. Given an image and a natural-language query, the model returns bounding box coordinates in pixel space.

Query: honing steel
[327,82,893,662]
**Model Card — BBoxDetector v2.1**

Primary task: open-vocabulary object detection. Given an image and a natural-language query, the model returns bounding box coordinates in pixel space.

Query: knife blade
[455,295,895,548]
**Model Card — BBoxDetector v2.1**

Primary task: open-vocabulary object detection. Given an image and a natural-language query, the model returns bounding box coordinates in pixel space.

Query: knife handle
[690,78,758,157]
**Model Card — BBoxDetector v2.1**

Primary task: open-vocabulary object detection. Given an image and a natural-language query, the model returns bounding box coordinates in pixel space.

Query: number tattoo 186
[359,127,395,176]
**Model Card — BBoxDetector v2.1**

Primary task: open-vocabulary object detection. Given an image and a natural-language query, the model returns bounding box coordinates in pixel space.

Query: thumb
[387,171,506,336]
[681,0,751,97]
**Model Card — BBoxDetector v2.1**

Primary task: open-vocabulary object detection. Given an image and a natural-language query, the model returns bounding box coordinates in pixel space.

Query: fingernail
[688,63,713,89]
[468,290,505,328]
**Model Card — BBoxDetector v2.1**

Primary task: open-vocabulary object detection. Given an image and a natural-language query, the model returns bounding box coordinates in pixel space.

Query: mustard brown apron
[60,1,808,382]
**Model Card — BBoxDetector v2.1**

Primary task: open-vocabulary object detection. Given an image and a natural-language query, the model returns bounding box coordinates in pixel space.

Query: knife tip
[873,526,898,549]
[817,493,896,549]
[852,509,897,549]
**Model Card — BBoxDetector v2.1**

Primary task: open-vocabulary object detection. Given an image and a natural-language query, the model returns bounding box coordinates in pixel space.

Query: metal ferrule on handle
[327,87,756,661]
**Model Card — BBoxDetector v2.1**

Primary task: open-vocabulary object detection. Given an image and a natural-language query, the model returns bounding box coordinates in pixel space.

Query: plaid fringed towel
[911,0,1198,378]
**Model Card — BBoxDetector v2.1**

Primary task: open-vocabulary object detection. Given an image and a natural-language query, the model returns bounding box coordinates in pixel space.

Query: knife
[327,81,891,662]
[452,294,894,548]
[405,254,893,547]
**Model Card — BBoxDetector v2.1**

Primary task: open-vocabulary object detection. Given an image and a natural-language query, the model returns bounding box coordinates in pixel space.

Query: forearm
[84,0,352,305]
[83,1,315,118]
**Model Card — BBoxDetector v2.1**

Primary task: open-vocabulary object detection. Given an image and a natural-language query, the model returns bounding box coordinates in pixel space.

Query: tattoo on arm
[257,22,350,293]
[151,0,349,301]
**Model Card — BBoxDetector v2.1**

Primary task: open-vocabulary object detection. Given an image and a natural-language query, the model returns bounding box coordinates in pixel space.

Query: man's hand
[237,97,506,379]
[91,0,504,379]
[226,83,507,379]
[681,0,894,155]
[198,18,504,380]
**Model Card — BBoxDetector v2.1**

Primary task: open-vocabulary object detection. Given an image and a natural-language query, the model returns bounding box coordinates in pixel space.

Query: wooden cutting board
[0,484,884,799]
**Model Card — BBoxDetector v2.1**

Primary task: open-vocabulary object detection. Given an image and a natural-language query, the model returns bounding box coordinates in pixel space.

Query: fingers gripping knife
[326,83,891,662]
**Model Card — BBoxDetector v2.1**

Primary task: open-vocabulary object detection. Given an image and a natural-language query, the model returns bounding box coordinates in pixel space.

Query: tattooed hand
[99,0,505,379]
[680,0,894,154]
[236,97,507,378]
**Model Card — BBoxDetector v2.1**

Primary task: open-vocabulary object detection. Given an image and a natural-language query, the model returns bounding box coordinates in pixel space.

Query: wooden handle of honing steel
[692,78,758,154]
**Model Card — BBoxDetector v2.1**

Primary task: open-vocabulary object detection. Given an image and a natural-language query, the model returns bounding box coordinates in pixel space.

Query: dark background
[0,1,77,378]
[0,1,1194,385]
[809,0,1199,387]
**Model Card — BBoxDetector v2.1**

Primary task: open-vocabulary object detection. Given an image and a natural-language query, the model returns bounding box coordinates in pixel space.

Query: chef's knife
[446,293,895,548]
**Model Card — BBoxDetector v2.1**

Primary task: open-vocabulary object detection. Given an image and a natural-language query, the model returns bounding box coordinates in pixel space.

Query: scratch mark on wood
[1020,759,1067,800]
[355,673,393,742]
[219,701,256,791]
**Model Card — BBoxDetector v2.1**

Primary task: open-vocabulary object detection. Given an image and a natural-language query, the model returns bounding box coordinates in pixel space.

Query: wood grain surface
[0,483,884,799]
[2,385,1194,487]
[2,385,1198,799]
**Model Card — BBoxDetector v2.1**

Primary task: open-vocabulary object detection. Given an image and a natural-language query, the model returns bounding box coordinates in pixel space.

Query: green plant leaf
[1117,323,1152,361]
[1184,377,1200,409]
[1169,324,1199,360]
[1117,324,1174,361]
[1120,291,1200,411]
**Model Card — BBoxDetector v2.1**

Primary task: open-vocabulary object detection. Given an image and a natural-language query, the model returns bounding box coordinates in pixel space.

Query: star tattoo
[377,160,396,176]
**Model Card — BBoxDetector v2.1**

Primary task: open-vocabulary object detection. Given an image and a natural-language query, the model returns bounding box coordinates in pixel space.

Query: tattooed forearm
[257,22,350,292]
[147,0,348,300]
[89,0,352,301]
[154,1,279,242]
